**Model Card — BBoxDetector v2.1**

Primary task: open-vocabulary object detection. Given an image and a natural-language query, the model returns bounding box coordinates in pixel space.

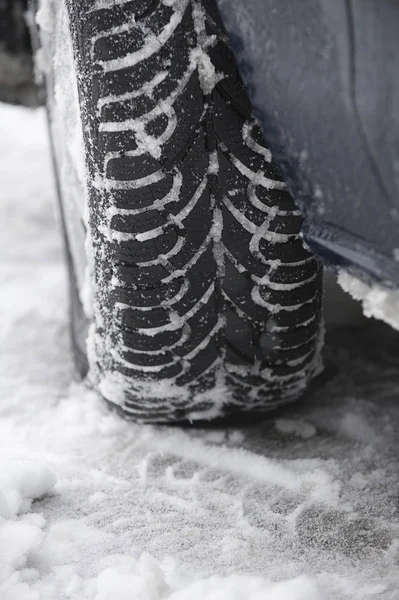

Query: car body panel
[217,0,399,286]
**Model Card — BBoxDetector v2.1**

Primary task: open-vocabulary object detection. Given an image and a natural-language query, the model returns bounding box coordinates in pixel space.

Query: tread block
[213,91,265,174]
[115,227,178,263]
[173,298,218,357]
[260,274,320,307]
[260,238,314,263]
[208,41,252,119]
[173,254,216,316]
[93,5,173,63]
[175,339,219,385]
[114,278,182,307]
[161,73,204,165]
[113,175,174,210]
[111,210,166,234]
[123,327,183,352]
[268,300,321,330]
[121,349,175,367]
[256,186,299,212]
[123,306,170,329]
[98,131,138,154]
[118,262,169,286]
[221,207,268,278]
[268,214,303,234]
[224,261,271,322]
[118,361,183,380]
[225,309,256,360]
[270,260,318,285]
[106,154,161,180]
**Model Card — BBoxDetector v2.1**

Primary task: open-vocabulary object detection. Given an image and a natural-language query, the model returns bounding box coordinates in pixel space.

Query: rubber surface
[61,0,322,422]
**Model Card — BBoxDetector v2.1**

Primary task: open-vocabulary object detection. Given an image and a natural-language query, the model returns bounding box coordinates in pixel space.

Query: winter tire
[38,0,323,423]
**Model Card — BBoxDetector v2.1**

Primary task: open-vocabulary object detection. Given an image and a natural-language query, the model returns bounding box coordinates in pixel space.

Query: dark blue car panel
[216,0,399,286]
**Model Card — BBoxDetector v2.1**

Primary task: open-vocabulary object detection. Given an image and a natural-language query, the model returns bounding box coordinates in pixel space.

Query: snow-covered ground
[1,103,399,599]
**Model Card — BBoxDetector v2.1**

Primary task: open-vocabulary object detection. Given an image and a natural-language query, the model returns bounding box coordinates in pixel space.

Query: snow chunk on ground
[0,520,44,570]
[168,574,322,600]
[0,461,56,519]
[338,271,399,331]
[95,554,322,600]
[95,553,169,600]
[0,461,55,584]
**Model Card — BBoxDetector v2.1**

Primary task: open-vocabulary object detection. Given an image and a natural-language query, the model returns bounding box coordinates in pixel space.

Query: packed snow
[1,103,399,599]
[338,271,399,332]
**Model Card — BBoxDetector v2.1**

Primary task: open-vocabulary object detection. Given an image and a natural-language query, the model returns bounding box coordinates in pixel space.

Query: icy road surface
[1,104,399,599]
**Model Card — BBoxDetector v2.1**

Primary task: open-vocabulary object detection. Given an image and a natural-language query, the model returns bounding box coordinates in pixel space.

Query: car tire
[38,0,323,423]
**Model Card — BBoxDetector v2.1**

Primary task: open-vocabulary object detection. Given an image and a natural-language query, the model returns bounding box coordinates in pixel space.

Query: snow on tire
[43,0,323,422]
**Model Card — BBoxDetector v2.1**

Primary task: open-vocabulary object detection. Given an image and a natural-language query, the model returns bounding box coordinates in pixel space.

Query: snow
[40,0,90,314]
[338,270,399,332]
[1,102,399,598]
[35,1,53,34]
[0,462,56,520]
[242,122,272,162]
[195,49,223,95]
